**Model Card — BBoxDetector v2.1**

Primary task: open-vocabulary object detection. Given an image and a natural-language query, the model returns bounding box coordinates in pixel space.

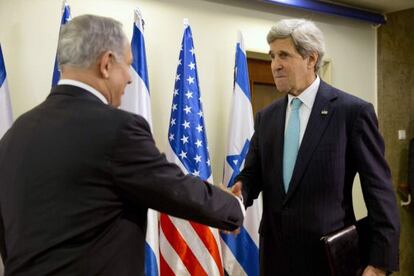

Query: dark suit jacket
[237,80,399,276]
[0,85,243,276]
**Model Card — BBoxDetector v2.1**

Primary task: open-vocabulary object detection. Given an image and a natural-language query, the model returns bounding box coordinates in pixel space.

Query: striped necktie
[283,98,302,192]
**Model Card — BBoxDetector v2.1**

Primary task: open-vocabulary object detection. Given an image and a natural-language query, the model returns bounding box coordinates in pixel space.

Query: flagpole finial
[183,18,189,28]
[134,7,145,31]
[61,0,71,21]
[134,7,143,20]
[237,30,245,53]
[237,30,243,42]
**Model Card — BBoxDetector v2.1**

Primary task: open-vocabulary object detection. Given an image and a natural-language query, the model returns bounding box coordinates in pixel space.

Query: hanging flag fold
[0,44,13,139]
[120,8,152,128]
[220,31,262,276]
[119,8,158,276]
[159,19,224,276]
[51,0,71,87]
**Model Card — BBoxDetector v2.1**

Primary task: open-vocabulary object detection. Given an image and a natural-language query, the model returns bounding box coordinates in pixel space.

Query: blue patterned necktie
[283,98,302,192]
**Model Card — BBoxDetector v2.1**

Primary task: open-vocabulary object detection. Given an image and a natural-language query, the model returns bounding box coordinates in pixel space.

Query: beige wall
[0,0,377,219]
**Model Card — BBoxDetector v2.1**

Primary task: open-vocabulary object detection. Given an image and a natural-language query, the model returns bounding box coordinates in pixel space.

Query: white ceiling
[207,0,414,16]
[322,0,414,13]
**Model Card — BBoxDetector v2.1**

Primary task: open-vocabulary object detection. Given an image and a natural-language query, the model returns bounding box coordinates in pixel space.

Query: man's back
[0,85,148,275]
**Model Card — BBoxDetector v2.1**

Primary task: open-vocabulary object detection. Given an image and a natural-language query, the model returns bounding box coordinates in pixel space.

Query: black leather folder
[321,218,369,276]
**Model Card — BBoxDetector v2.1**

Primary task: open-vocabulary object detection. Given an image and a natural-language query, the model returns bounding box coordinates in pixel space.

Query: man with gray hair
[0,14,244,275]
[232,18,399,275]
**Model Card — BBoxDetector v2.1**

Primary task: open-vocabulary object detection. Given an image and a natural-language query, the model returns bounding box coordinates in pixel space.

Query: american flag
[159,20,224,276]
[51,0,71,87]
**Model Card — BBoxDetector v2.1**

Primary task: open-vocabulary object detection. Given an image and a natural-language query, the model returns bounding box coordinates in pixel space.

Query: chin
[275,82,287,92]
[276,85,289,94]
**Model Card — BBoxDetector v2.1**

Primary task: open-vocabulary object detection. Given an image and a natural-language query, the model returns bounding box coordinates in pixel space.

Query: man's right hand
[231,181,243,199]
[361,265,386,276]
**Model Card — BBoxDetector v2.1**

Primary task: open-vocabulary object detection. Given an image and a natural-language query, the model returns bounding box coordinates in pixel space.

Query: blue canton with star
[168,25,211,181]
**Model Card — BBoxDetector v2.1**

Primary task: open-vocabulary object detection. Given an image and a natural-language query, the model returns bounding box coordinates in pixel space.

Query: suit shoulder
[326,85,376,129]
[11,101,47,127]
[93,104,149,127]
[106,107,152,136]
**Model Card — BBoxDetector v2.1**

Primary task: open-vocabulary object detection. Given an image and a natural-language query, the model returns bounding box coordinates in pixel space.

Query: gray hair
[267,19,325,72]
[58,14,128,69]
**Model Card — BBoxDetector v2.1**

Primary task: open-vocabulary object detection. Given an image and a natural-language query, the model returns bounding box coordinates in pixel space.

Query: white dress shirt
[58,79,108,105]
[285,76,320,145]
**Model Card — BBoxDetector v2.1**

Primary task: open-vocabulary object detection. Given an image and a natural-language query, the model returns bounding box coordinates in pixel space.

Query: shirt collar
[287,75,320,109]
[58,79,108,104]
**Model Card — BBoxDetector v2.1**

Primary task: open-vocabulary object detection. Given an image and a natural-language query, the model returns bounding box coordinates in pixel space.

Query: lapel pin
[321,109,328,116]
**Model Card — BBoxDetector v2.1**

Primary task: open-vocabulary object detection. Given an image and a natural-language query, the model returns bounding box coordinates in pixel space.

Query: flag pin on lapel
[321,109,328,115]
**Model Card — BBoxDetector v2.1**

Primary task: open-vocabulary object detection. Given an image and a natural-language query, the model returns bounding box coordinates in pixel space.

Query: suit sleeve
[350,102,400,271]
[109,114,243,231]
[235,112,264,208]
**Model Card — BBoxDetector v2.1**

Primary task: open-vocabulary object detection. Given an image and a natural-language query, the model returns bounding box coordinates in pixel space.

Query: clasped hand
[219,181,243,235]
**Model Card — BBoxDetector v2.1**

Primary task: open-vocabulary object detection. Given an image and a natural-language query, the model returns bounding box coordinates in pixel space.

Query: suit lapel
[273,98,288,197]
[261,97,288,199]
[284,81,338,204]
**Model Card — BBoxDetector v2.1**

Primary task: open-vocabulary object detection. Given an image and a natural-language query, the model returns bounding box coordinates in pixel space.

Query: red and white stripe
[159,146,224,276]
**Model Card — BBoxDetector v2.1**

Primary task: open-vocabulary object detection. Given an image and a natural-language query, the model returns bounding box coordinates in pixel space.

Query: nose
[271,58,282,72]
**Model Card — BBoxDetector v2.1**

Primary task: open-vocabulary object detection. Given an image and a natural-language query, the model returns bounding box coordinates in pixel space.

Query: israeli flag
[0,44,13,139]
[119,8,158,276]
[51,0,71,87]
[220,32,262,276]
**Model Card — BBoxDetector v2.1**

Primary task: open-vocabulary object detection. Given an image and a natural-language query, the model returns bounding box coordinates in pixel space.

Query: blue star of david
[226,139,250,188]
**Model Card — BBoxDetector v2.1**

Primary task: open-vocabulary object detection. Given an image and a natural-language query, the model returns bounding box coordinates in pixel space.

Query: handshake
[220,181,244,235]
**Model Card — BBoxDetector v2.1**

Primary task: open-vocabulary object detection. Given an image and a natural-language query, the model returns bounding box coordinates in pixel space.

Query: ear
[98,51,114,79]
[307,51,319,71]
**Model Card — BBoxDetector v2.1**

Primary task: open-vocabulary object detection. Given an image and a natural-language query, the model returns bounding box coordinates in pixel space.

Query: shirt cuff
[234,194,246,217]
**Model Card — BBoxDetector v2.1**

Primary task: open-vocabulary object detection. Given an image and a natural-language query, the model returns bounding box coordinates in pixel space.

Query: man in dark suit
[0,15,244,275]
[232,19,399,276]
